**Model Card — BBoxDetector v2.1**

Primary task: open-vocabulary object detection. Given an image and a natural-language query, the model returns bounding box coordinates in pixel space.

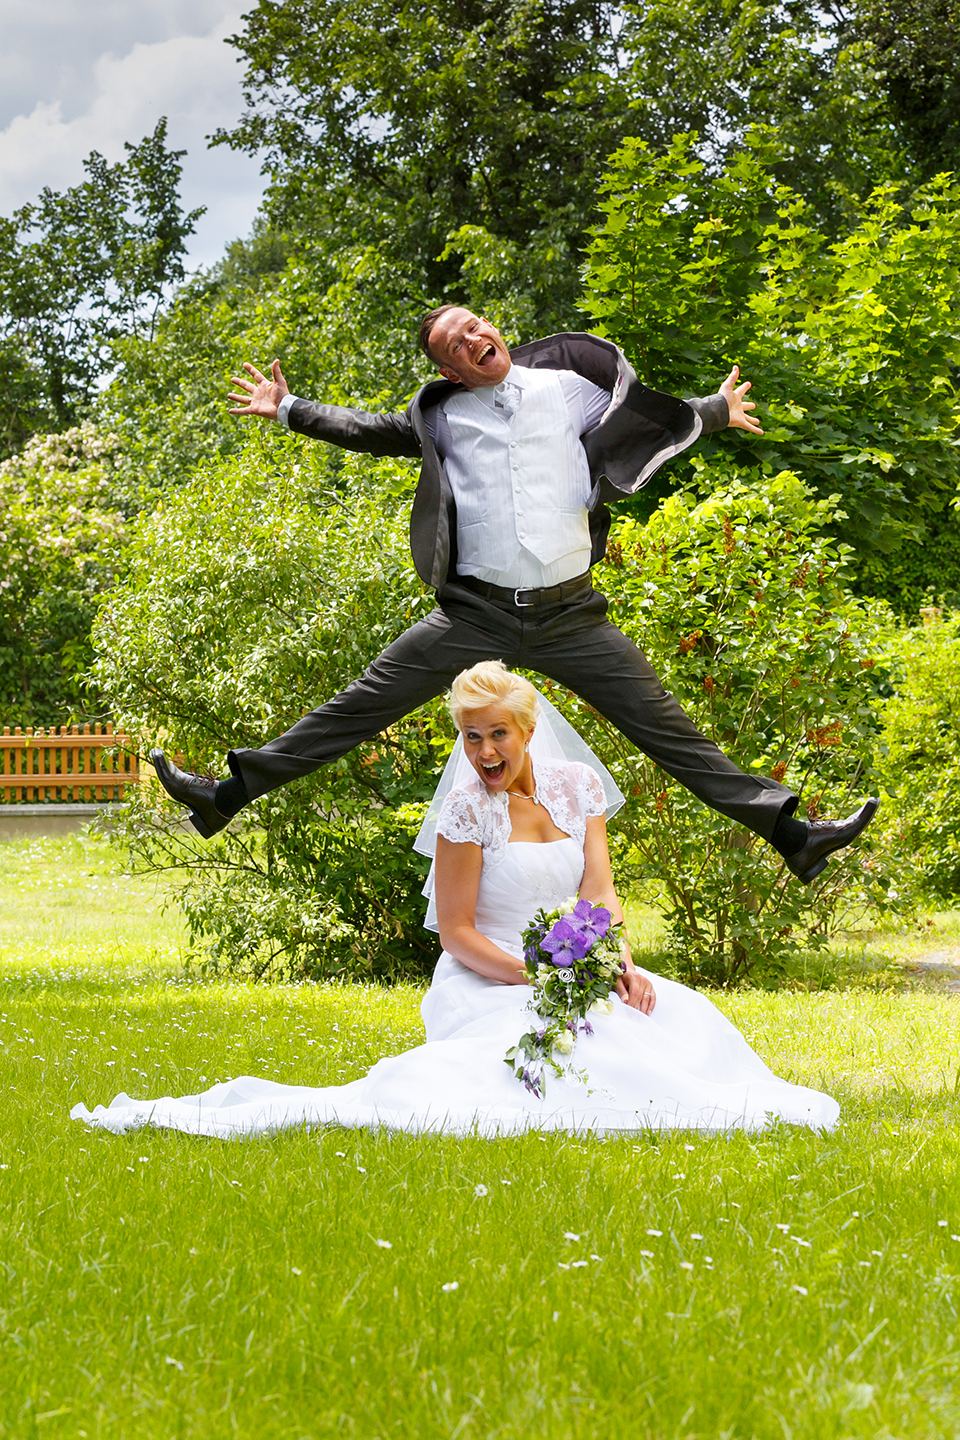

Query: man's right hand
[227,359,289,420]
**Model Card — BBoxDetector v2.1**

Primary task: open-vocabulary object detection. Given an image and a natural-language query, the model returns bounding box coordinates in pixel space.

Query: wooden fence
[0,724,140,803]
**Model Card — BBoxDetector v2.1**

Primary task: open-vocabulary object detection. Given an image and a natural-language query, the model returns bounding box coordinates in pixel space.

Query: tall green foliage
[101,240,430,495]
[0,426,129,727]
[549,466,895,987]
[873,610,960,902]
[582,132,960,603]
[93,430,445,982]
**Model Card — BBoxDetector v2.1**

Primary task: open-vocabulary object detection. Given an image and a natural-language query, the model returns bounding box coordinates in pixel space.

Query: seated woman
[72,662,839,1137]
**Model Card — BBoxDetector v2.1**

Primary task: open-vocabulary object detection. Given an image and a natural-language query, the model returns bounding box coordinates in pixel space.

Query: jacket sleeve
[687,393,729,435]
[286,398,422,459]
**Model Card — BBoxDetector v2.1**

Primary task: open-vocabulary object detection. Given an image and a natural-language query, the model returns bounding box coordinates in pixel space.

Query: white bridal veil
[414,687,626,932]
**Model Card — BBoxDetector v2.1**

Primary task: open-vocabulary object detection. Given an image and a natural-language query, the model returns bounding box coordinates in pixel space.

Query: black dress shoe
[149,749,230,839]
[785,798,879,884]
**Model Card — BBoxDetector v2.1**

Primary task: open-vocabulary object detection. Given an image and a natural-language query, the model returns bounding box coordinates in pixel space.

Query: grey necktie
[493,381,521,422]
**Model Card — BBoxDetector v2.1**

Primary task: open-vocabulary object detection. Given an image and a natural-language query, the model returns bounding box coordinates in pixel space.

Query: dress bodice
[473,837,585,954]
[435,758,606,871]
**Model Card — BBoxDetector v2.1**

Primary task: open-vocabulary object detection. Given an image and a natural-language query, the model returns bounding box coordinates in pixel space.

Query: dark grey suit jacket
[286,331,728,589]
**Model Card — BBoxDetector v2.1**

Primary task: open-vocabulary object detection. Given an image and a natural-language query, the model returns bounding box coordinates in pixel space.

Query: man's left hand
[721,365,764,436]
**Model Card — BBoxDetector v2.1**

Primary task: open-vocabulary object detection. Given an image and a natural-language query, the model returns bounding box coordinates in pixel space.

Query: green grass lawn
[3,835,960,1439]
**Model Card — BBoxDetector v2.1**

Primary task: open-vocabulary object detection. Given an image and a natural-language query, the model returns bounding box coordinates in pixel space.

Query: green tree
[214,0,640,334]
[855,0,960,181]
[0,425,129,726]
[101,237,432,495]
[581,131,960,599]
[0,119,203,458]
[620,0,900,234]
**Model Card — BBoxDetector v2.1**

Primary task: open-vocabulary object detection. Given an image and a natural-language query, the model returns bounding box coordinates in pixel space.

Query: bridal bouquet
[505,897,625,1097]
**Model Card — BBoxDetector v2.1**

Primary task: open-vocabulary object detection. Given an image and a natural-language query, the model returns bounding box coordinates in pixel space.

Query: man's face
[428,308,512,388]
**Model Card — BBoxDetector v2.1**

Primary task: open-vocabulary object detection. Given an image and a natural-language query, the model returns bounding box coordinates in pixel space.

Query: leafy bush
[94,434,904,988]
[0,424,129,726]
[93,428,447,982]
[546,465,897,987]
[873,610,960,903]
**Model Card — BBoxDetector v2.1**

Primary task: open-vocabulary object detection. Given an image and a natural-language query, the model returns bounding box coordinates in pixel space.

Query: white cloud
[0,9,265,271]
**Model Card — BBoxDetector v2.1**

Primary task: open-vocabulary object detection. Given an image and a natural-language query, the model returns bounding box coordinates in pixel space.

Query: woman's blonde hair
[448,660,539,733]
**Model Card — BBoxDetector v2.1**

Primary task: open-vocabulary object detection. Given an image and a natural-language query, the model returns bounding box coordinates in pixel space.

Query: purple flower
[571,899,612,943]
[541,917,590,965]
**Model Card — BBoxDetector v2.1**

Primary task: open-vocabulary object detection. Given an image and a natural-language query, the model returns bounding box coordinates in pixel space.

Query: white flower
[588,998,614,1017]
[552,1030,575,1056]
[441,1281,459,1291]
[564,1232,581,1241]
[374,1238,393,1249]
[291,1266,302,1275]
[560,895,580,914]
[474,1184,488,1197]
[640,1249,655,1259]
[680,1261,694,1271]
[792,1285,808,1296]
[646,1229,662,1237]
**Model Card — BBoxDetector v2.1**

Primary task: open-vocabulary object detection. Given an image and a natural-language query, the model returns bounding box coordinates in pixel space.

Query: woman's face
[460,705,534,794]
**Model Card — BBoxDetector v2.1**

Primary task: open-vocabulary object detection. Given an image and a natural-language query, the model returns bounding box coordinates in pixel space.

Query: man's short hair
[419,304,460,362]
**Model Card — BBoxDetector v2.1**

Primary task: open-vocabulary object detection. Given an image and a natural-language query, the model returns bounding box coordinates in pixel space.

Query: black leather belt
[457,571,593,608]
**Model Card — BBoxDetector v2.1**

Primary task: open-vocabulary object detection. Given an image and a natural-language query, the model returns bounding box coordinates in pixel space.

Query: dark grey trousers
[229,581,796,842]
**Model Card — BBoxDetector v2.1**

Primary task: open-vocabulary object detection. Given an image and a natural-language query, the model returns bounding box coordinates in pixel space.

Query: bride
[72,662,839,1137]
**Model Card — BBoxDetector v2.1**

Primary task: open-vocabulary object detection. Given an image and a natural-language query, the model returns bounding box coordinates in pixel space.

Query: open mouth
[476,343,496,367]
[480,759,506,780]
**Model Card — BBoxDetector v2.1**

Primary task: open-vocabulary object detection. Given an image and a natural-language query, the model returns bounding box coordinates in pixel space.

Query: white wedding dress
[72,759,839,1139]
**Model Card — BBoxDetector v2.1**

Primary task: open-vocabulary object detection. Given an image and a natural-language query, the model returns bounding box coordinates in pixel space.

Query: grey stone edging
[0,803,121,815]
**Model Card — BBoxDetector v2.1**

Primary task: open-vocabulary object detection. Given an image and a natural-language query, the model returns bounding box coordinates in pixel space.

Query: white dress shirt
[278,363,612,588]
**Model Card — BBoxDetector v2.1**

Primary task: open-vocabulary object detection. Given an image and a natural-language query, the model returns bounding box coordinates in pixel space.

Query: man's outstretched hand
[720,364,763,436]
[228,360,289,420]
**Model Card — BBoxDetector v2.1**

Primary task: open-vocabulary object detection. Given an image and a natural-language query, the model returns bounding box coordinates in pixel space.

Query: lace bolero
[436,758,606,868]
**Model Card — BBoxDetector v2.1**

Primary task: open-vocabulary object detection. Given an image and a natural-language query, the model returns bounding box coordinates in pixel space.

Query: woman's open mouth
[480,759,506,780]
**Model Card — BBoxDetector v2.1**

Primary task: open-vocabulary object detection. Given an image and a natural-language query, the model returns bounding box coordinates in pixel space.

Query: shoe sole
[798,857,829,885]
[188,809,218,840]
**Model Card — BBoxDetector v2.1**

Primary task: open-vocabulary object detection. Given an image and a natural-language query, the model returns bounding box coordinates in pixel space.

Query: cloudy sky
[0,0,268,272]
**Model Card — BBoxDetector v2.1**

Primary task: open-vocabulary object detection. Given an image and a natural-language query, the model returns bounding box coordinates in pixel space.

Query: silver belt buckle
[514,587,536,607]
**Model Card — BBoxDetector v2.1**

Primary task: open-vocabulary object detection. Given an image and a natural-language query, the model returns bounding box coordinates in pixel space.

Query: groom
[153,306,876,882]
